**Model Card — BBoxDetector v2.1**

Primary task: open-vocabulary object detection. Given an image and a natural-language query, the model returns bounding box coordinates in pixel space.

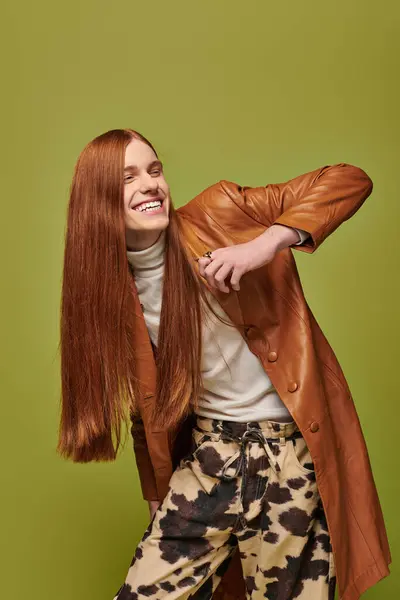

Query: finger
[197,257,212,277]
[230,267,243,291]
[206,261,233,293]
[203,259,223,290]
[214,264,234,293]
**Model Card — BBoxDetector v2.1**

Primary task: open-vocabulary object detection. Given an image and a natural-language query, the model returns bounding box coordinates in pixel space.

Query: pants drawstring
[218,427,281,479]
[214,426,282,526]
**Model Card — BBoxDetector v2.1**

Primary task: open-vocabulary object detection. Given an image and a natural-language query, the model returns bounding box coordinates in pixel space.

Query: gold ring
[203,251,213,259]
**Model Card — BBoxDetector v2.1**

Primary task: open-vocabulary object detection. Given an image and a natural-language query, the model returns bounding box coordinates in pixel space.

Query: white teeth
[134,200,162,212]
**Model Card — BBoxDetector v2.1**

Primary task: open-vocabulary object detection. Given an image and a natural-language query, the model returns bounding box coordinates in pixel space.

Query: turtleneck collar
[126,229,166,277]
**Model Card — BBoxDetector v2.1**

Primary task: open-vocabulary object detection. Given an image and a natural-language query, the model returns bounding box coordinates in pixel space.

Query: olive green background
[1,1,398,598]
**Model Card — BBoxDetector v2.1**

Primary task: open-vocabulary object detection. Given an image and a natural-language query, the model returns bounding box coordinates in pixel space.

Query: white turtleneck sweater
[127,227,309,423]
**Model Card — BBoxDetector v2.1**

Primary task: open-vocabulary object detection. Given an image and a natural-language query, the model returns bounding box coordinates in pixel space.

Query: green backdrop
[1,1,398,598]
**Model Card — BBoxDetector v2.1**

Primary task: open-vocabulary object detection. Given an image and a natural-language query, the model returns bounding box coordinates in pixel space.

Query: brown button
[140,303,145,312]
[268,351,278,362]
[310,422,319,433]
[288,381,298,392]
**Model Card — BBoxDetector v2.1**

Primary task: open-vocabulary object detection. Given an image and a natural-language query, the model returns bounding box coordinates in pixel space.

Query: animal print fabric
[114,416,336,600]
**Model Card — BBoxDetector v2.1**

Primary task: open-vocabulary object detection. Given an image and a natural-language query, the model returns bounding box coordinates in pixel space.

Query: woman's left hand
[197,237,277,293]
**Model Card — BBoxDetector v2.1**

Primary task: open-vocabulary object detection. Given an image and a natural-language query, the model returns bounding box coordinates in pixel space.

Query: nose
[139,172,159,193]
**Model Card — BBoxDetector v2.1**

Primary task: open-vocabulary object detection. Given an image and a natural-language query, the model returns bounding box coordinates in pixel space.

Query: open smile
[133,198,165,215]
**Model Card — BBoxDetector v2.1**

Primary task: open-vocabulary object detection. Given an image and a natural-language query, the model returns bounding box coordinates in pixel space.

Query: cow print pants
[114,416,336,600]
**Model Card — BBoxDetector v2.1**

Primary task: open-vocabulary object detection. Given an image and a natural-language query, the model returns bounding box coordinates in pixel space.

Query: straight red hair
[57,129,236,462]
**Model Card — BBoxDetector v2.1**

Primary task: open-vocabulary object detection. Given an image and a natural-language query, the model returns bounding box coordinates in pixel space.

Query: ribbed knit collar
[126,229,166,277]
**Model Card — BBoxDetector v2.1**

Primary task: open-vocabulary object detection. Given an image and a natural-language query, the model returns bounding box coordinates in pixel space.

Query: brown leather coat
[129,163,391,600]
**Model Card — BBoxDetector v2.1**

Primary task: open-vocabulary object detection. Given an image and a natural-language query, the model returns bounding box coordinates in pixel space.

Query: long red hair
[57,129,236,462]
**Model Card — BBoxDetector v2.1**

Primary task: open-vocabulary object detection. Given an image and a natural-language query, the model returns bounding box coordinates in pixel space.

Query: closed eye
[124,175,135,183]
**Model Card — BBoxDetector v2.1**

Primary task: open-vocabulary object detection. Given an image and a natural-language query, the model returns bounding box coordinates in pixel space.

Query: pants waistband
[195,415,300,441]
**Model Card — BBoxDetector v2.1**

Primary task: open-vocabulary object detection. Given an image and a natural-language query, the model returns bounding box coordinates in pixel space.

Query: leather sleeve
[233,163,373,253]
[130,412,160,502]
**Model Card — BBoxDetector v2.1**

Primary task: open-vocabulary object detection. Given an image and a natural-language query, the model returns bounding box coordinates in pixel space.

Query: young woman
[58,129,391,600]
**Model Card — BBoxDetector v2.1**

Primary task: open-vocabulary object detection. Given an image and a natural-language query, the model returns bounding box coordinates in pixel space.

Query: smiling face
[124,138,170,251]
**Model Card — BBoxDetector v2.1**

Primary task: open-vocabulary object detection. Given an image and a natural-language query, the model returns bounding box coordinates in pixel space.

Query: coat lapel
[130,281,157,399]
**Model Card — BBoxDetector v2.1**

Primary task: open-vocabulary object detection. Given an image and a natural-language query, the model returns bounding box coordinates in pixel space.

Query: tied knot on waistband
[216,425,282,481]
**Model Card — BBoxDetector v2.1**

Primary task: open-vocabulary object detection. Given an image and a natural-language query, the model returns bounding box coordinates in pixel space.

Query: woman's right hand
[148,500,161,520]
